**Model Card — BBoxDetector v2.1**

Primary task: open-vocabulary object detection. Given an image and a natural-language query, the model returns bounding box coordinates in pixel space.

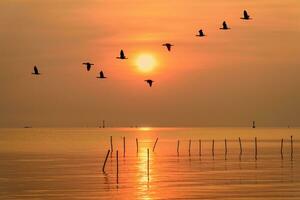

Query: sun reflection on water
[138,127,152,131]
[137,147,152,200]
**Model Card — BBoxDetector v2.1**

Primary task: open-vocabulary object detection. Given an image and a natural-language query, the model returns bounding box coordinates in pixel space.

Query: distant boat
[24,126,32,128]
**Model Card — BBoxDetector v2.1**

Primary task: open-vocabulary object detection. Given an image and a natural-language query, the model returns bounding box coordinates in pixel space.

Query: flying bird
[96,71,107,79]
[220,21,230,30]
[145,79,154,87]
[162,43,173,51]
[196,29,205,37]
[82,62,94,71]
[241,10,251,20]
[32,66,40,75]
[116,50,128,59]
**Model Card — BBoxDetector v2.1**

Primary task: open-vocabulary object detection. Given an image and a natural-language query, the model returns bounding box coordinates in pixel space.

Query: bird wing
[120,50,125,58]
[244,10,248,18]
[34,66,38,74]
[167,45,171,51]
[145,80,153,87]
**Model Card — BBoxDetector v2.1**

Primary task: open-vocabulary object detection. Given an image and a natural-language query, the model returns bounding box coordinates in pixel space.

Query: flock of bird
[32,10,252,87]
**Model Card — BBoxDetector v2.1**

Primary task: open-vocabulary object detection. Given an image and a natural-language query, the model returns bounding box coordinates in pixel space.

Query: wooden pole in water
[153,137,159,152]
[225,138,227,160]
[177,140,180,156]
[147,148,149,181]
[254,137,257,159]
[102,149,110,173]
[252,121,256,128]
[110,136,113,156]
[189,139,191,156]
[281,138,284,159]
[136,138,139,153]
[291,136,293,160]
[123,137,126,157]
[212,139,215,158]
[199,139,202,157]
[239,137,242,155]
[116,150,119,184]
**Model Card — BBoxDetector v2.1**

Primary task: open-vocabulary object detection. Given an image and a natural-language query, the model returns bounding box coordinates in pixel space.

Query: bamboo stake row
[175,136,293,160]
[109,136,294,161]
[104,135,294,184]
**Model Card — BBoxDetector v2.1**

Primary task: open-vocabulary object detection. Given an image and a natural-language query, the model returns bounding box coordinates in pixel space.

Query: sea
[0,127,299,199]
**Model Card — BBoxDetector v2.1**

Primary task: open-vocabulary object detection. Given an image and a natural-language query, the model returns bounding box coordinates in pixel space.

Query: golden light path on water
[137,147,152,200]
[138,127,152,131]
[135,127,154,199]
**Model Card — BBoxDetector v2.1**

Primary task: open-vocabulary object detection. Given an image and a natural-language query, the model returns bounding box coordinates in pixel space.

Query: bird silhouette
[32,66,40,75]
[96,71,107,79]
[220,21,230,30]
[196,29,205,37]
[145,79,154,87]
[162,43,173,51]
[116,50,128,59]
[241,10,251,20]
[82,62,94,71]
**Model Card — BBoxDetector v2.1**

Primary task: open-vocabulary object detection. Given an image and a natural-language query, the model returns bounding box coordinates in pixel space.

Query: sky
[0,0,299,127]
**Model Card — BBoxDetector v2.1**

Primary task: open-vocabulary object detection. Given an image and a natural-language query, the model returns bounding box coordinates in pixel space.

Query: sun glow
[135,54,157,73]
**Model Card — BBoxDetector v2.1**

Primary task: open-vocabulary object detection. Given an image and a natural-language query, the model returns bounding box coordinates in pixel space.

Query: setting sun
[135,54,157,73]
[1,1,300,199]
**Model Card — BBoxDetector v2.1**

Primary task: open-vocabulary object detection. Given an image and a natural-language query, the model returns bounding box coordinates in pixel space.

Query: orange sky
[0,0,299,127]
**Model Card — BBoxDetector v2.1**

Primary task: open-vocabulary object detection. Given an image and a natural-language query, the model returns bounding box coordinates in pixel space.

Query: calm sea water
[0,128,299,199]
